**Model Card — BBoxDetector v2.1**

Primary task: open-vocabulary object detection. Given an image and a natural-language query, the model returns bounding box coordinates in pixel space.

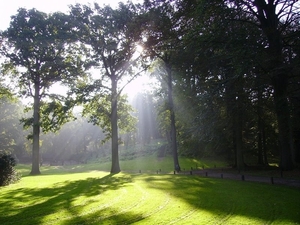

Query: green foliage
[1,8,85,91]
[0,151,20,186]
[20,98,76,138]
[0,8,87,174]
[82,94,137,142]
[0,81,13,100]
[0,0,298,173]
[40,99,76,133]
[0,7,86,126]
[69,3,147,173]
[69,2,145,79]
[140,0,300,169]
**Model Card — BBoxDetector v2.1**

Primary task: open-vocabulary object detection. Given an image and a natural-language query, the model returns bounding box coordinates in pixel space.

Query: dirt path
[180,168,300,188]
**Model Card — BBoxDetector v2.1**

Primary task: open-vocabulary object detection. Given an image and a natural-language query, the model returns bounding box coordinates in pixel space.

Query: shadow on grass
[1,173,299,224]
[144,175,300,224]
[0,173,144,225]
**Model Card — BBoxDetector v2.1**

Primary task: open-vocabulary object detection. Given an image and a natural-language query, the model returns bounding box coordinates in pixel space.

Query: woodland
[0,0,299,175]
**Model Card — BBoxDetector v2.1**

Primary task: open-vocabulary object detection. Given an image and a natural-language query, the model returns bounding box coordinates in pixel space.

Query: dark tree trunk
[290,97,300,164]
[235,75,244,171]
[257,80,264,165]
[232,132,237,167]
[273,77,294,170]
[166,64,180,172]
[224,73,236,165]
[294,131,300,164]
[262,123,268,165]
[257,126,264,165]
[110,76,121,173]
[235,95,244,171]
[30,82,41,175]
[254,0,294,170]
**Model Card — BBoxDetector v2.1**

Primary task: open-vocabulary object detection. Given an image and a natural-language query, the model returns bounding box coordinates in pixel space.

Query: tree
[142,1,182,171]
[82,94,138,144]
[225,0,300,170]
[163,0,276,169]
[0,151,20,186]
[69,3,145,173]
[0,8,85,174]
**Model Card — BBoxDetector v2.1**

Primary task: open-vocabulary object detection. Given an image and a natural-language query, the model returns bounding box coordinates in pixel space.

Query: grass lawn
[0,162,299,224]
[29,155,226,175]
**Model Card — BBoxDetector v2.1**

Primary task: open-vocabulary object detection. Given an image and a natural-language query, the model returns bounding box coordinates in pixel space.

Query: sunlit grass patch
[117,155,227,173]
[16,155,227,175]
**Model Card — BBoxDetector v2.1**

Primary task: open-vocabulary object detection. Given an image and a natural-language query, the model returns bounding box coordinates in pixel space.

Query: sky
[0,0,151,98]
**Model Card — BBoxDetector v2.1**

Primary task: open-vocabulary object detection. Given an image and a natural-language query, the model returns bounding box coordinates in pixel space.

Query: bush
[0,151,21,186]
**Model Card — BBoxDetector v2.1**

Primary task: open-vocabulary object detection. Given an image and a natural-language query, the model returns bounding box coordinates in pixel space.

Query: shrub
[0,151,21,186]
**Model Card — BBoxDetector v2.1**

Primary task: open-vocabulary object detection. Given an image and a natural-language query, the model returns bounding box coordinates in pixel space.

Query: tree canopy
[0,0,299,173]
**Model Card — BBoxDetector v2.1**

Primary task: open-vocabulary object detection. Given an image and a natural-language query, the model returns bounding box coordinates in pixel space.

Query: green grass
[41,154,226,175]
[15,154,227,177]
[1,162,299,224]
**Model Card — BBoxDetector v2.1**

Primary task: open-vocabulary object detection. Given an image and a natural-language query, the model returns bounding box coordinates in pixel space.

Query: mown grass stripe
[1,166,299,225]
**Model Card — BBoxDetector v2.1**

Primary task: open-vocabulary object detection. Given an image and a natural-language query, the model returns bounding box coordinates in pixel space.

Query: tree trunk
[235,98,244,171]
[290,96,300,164]
[110,76,121,173]
[235,77,244,171]
[257,81,264,165]
[30,82,41,175]
[257,125,264,165]
[254,0,294,170]
[224,78,235,164]
[273,77,294,170]
[166,64,180,172]
[262,123,268,165]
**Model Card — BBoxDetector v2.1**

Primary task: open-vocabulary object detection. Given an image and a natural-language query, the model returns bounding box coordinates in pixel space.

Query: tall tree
[169,0,272,169]
[142,1,182,171]
[0,8,85,174]
[225,0,300,170]
[69,3,145,173]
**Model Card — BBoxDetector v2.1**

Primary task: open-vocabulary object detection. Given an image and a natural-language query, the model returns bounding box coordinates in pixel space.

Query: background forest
[0,0,299,174]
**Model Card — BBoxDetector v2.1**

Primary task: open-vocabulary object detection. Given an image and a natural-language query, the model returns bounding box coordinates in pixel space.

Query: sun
[135,44,143,53]
[123,44,153,98]
[132,44,144,60]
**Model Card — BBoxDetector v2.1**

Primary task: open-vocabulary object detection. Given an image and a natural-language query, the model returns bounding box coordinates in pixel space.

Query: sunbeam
[123,74,154,99]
